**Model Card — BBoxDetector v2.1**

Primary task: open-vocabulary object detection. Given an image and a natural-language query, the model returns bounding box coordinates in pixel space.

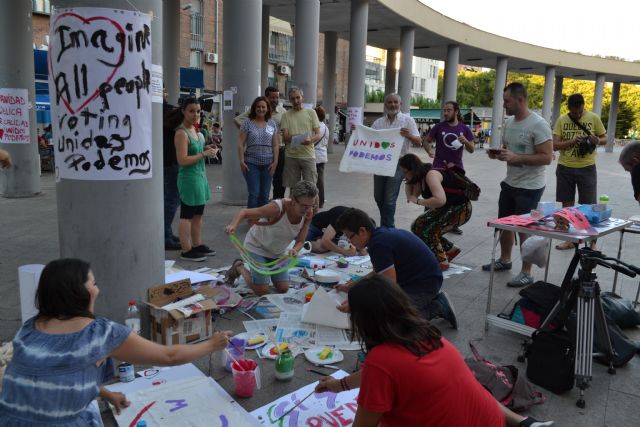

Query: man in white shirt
[371,93,421,227]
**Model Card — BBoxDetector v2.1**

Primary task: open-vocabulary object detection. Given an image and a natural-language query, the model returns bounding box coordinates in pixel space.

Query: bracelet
[340,377,350,391]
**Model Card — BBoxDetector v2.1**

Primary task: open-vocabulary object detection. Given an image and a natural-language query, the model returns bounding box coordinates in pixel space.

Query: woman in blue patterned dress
[0,259,232,426]
[238,96,280,208]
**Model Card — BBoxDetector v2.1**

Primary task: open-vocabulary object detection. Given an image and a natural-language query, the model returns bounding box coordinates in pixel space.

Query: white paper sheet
[290,132,310,148]
[300,287,350,330]
[165,270,217,285]
[251,370,359,426]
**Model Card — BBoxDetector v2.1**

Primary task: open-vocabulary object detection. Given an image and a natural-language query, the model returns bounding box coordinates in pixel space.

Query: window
[269,32,295,65]
[190,50,202,69]
[32,0,50,14]
[190,12,204,52]
[421,78,426,92]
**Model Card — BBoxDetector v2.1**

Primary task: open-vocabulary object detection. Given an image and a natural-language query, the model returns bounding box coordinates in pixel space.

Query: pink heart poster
[47,7,152,180]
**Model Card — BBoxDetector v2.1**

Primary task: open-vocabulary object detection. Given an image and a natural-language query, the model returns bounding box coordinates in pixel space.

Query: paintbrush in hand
[278,389,315,420]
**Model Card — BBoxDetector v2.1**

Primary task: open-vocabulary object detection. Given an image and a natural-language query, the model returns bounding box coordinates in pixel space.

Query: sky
[421,0,639,61]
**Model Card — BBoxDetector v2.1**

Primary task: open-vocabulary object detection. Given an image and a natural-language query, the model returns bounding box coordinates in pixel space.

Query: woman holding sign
[174,98,219,262]
[399,153,472,271]
[0,258,232,426]
[315,276,553,427]
[238,96,280,208]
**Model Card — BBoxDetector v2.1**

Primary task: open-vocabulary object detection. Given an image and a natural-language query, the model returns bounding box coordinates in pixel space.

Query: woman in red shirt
[317,276,553,427]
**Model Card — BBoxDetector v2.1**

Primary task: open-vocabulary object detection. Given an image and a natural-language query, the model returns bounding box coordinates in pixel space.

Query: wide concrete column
[261,5,270,92]
[442,44,460,104]
[223,0,261,204]
[293,0,320,104]
[397,27,414,114]
[593,73,606,116]
[551,75,564,126]
[490,57,508,148]
[346,0,368,124]
[0,0,40,197]
[384,49,397,95]
[163,0,180,105]
[541,66,556,123]
[605,81,620,153]
[51,0,164,328]
[323,31,337,153]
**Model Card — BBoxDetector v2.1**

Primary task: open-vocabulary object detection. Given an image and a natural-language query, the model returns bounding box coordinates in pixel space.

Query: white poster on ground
[339,124,405,177]
[0,88,30,144]
[48,7,152,180]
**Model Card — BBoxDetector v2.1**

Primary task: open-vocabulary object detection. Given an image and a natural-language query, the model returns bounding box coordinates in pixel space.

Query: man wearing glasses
[334,208,457,329]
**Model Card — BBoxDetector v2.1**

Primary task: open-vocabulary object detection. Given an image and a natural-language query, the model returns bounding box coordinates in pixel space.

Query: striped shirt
[0,317,131,426]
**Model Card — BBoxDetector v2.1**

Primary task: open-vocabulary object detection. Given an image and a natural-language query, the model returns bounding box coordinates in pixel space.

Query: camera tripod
[530,247,638,408]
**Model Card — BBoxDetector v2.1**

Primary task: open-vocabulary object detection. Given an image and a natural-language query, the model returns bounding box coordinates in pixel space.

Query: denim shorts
[247,250,290,285]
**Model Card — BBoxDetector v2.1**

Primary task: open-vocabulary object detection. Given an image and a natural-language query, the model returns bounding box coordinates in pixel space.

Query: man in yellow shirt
[553,94,606,250]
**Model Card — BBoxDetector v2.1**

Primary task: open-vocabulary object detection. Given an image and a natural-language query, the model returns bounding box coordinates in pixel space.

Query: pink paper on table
[489,215,538,227]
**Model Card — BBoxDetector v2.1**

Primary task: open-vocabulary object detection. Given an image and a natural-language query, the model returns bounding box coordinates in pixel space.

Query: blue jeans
[373,166,404,228]
[245,162,273,208]
[163,165,181,242]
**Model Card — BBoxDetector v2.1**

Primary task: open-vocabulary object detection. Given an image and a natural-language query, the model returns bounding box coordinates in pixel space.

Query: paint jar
[232,359,260,398]
[223,337,245,372]
[118,362,135,382]
[275,348,295,381]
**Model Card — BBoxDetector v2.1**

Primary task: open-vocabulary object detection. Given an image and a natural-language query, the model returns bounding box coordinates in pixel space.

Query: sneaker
[180,249,206,262]
[192,244,216,256]
[449,226,463,235]
[165,241,182,250]
[446,246,461,262]
[519,416,555,427]
[437,291,458,329]
[507,271,534,288]
[481,259,512,271]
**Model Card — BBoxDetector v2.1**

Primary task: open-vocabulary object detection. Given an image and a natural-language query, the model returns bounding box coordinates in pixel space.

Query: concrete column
[261,5,270,93]
[163,0,180,105]
[293,0,320,105]
[397,27,414,114]
[0,0,40,197]
[490,57,508,148]
[541,66,556,123]
[551,75,564,126]
[346,0,368,122]
[605,81,620,153]
[223,0,261,204]
[384,49,397,95]
[51,0,164,328]
[323,31,337,153]
[593,73,606,116]
[442,44,460,104]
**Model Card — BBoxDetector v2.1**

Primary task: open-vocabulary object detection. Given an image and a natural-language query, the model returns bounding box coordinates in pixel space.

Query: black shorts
[180,202,205,219]
[498,181,545,218]
[555,164,597,204]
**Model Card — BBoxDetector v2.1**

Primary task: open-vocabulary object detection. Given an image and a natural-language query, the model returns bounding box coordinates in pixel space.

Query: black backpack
[441,166,481,201]
[525,330,575,394]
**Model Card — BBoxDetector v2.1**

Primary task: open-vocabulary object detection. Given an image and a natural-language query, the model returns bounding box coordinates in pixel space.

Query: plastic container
[274,349,295,381]
[125,300,141,335]
[231,359,260,397]
[136,421,147,427]
[223,338,245,372]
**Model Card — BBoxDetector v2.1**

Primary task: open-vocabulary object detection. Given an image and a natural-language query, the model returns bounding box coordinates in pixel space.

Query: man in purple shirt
[423,101,475,170]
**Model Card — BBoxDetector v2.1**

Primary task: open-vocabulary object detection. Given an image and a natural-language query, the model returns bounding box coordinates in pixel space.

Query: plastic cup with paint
[232,359,260,398]
[305,290,315,303]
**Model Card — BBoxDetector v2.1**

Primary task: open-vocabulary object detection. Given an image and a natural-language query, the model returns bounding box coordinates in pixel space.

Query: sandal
[555,241,576,251]
[225,259,244,284]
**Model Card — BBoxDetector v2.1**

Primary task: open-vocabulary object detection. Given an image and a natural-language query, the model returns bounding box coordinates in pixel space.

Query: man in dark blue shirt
[335,208,457,329]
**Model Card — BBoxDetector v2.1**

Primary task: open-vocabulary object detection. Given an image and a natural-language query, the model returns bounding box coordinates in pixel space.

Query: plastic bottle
[274,348,295,381]
[125,300,141,335]
[136,421,147,427]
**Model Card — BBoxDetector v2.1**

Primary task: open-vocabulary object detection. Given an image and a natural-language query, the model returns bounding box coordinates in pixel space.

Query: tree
[602,100,636,138]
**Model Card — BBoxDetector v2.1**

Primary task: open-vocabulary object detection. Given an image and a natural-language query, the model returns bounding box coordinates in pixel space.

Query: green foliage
[602,101,636,138]
[365,88,385,103]
[412,95,440,109]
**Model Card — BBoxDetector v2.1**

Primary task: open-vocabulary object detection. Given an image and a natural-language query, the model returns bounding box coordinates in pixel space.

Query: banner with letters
[48,7,152,180]
[338,124,404,177]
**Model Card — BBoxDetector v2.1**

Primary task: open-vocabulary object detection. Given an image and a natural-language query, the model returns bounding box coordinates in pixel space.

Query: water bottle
[136,421,147,427]
[125,300,141,335]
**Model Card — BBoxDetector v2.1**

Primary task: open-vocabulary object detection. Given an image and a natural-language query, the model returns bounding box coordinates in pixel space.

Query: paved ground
[2,142,640,426]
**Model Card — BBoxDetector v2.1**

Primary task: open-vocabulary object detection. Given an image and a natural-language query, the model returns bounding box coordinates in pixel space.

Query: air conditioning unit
[205,52,218,64]
[277,65,290,75]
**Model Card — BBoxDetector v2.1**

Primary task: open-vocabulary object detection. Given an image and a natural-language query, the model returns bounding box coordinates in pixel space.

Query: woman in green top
[174,98,219,261]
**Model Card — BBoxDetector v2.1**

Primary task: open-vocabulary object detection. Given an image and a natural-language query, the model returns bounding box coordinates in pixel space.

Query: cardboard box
[147,279,219,345]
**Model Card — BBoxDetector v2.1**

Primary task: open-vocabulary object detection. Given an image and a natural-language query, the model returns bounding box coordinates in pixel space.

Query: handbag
[525,330,575,394]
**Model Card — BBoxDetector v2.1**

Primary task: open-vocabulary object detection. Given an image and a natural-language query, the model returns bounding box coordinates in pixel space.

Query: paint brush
[316,364,340,370]
[278,389,316,420]
[306,368,329,376]
[224,348,240,365]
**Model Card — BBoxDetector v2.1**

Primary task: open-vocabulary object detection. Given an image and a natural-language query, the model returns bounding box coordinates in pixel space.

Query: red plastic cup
[232,359,259,398]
